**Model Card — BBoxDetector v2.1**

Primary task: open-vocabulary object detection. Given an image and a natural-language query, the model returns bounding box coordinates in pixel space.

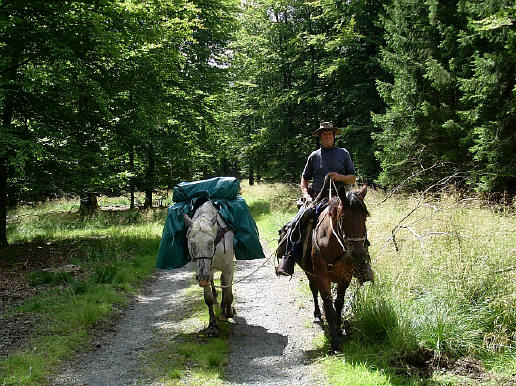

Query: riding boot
[276,254,295,276]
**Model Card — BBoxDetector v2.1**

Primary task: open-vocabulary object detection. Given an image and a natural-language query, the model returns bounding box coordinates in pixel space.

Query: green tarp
[156,177,265,269]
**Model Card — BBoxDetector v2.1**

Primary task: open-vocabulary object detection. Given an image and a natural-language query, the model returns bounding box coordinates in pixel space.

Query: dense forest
[1,0,515,247]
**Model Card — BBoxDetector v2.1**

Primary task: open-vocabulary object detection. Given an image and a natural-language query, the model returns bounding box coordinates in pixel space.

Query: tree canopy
[1,0,514,246]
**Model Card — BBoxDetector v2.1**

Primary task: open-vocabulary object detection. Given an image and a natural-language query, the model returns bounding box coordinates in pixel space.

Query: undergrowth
[1,205,165,385]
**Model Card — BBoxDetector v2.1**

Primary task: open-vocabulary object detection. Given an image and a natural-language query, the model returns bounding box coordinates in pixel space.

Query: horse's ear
[357,185,367,200]
[183,213,192,228]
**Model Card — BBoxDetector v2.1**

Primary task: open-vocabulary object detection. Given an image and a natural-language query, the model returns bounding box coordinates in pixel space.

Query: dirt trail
[52,243,326,385]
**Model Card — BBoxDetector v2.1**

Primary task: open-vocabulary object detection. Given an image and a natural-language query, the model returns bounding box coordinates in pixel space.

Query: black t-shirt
[302,146,355,193]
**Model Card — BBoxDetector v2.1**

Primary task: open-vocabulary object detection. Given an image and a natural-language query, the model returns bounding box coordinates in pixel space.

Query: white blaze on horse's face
[183,203,219,287]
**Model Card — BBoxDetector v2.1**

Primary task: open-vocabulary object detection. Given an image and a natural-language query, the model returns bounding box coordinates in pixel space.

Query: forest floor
[0,241,78,357]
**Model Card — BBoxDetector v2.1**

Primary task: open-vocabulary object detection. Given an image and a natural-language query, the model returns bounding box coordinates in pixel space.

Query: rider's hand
[327,172,341,181]
[302,192,312,203]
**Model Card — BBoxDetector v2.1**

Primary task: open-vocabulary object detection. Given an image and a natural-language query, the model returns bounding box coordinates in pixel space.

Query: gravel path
[226,255,326,385]
[52,268,195,385]
[51,243,327,385]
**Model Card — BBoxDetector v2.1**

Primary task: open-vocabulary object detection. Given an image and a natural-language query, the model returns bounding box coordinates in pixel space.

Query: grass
[1,203,166,385]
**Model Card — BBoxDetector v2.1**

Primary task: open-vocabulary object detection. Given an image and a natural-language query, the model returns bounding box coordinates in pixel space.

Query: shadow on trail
[248,200,271,218]
[225,315,296,383]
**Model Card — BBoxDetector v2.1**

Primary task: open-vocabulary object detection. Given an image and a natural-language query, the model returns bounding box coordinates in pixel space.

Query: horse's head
[183,202,219,287]
[337,185,370,266]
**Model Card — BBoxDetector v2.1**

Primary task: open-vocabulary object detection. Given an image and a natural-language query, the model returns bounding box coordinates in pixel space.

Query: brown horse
[301,185,370,353]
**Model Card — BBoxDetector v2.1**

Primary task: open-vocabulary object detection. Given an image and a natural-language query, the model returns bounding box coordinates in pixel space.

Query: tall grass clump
[362,189,516,364]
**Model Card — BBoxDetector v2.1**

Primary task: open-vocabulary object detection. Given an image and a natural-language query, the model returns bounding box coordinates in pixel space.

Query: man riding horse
[276,121,374,283]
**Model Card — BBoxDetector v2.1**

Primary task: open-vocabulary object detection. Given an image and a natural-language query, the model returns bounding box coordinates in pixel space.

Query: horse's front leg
[203,277,219,336]
[308,276,322,323]
[318,278,340,354]
[334,280,351,338]
[220,266,235,319]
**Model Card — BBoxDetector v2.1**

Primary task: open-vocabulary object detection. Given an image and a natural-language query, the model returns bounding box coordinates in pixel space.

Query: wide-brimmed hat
[312,121,342,137]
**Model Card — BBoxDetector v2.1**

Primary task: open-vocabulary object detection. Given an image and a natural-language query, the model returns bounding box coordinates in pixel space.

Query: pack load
[156,177,265,269]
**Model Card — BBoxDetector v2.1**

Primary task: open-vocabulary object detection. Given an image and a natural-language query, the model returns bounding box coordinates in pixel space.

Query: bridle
[329,179,367,249]
[332,211,368,252]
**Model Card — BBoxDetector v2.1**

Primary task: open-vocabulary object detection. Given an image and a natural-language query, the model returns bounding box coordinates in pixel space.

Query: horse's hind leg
[220,268,235,319]
[203,285,219,337]
[308,277,322,323]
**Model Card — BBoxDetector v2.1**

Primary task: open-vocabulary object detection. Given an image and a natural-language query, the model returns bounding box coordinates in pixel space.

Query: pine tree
[458,0,516,193]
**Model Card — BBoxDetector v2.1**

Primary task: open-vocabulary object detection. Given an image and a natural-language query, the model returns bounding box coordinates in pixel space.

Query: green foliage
[0,0,240,246]
[2,0,514,249]
[222,0,387,183]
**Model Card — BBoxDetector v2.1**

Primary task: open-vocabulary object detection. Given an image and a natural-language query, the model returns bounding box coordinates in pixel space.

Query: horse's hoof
[206,325,220,337]
[224,307,235,319]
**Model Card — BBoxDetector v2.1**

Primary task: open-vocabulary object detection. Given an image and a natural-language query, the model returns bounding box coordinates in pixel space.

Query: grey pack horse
[183,200,235,336]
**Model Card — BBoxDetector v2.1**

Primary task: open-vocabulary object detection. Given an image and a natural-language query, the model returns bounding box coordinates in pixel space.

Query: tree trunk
[249,164,255,186]
[144,190,152,208]
[129,146,135,209]
[0,61,17,248]
[0,157,8,247]
[144,142,154,208]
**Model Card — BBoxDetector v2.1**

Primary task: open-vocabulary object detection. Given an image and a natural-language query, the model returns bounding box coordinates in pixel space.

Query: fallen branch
[381,173,460,254]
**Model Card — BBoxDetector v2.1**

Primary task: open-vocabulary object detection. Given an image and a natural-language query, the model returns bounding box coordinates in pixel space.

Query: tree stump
[79,193,99,216]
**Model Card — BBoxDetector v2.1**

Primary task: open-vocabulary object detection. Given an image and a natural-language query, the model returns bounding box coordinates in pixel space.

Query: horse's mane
[193,200,217,220]
[346,190,369,216]
[188,201,218,237]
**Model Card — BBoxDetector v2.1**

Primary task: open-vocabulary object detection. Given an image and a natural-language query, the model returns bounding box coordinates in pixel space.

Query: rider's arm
[300,176,312,201]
